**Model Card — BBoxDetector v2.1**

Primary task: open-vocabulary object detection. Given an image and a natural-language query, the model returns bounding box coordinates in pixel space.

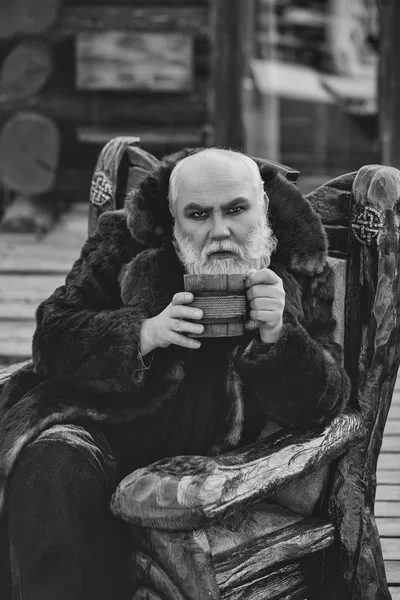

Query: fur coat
[0,150,351,514]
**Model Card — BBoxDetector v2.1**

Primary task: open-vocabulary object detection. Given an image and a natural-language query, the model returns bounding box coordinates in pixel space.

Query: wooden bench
[1,137,400,599]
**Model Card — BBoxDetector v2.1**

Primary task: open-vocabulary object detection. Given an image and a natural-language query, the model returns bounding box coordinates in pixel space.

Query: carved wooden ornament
[351,203,384,246]
[90,171,113,207]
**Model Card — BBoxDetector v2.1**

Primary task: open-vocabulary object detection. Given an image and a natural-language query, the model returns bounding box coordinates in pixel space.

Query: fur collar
[124,148,328,276]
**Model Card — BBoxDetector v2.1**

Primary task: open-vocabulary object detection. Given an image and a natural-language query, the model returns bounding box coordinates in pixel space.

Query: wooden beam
[211,0,246,148]
[0,90,208,127]
[50,5,208,36]
[379,0,400,167]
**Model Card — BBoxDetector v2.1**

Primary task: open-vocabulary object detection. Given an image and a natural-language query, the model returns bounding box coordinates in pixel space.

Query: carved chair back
[88,138,400,600]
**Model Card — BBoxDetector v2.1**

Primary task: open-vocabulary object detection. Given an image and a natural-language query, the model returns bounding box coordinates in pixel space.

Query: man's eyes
[227,206,245,215]
[190,206,245,219]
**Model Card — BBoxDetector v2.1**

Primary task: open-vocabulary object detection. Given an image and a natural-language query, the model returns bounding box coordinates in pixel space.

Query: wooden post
[244,0,280,162]
[379,0,400,168]
[210,0,246,149]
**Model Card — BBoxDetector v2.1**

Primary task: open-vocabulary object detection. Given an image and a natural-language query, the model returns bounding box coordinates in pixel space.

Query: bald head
[168,149,264,216]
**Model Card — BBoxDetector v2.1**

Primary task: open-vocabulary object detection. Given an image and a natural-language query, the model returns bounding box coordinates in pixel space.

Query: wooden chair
[1,137,400,600]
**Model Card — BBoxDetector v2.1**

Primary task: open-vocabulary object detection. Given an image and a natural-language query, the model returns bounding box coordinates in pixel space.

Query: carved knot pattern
[90,171,113,207]
[351,204,384,246]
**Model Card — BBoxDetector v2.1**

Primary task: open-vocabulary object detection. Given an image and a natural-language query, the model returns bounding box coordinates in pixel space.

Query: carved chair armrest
[111,410,365,531]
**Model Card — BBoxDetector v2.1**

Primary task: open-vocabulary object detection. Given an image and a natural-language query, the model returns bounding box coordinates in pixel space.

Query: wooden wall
[0,0,214,205]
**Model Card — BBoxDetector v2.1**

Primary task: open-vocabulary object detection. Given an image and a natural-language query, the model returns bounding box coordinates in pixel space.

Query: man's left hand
[245,268,285,343]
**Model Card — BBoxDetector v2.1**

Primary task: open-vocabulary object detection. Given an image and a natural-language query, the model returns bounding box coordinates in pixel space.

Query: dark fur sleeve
[235,264,351,428]
[32,211,152,394]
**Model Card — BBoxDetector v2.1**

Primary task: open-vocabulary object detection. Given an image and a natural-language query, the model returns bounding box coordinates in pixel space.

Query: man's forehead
[177,149,257,181]
[173,149,260,200]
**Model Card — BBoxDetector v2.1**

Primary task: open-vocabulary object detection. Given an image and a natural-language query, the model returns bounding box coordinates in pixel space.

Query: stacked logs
[0,0,62,234]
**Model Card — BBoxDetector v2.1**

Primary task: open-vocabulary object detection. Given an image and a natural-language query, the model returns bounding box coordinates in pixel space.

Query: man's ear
[263,192,269,212]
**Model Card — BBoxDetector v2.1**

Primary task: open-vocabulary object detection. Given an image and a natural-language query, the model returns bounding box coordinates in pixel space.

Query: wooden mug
[184,274,258,337]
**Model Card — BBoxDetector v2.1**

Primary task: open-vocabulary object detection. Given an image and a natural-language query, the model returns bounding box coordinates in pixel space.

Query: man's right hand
[139,292,204,356]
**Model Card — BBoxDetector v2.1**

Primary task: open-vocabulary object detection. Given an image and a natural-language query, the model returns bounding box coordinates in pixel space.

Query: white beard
[173,211,277,275]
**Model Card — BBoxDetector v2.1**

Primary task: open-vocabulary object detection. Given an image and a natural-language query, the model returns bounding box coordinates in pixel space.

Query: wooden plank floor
[379,382,400,597]
[0,203,88,364]
[0,203,399,593]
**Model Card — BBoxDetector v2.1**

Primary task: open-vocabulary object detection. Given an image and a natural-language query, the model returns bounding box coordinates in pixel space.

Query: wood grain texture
[51,5,209,36]
[382,436,400,452]
[219,557,320,600]
[184,274,246,337]
[305,171,356,226]
[378,454,400,470]
[381,538,400,560]
[327,257,346,348]
[379,0,400,168]
[377,486,400,501]
[111,411,364,530]
[130,550,186,600]
[384,420,400,434]
[132,588,163,600]
[0,274,66,303]
[88,137,139,236]
[76,32,193,92]
[376,519,400,537]
[0,90,208,128]
[323,165,400,600]
[213,517,334,592]
[89,140,160,236]
[0,321,35,359]
[324,225,350,258]
[378,471,400,484]
[376,502,400,518]
[0,40,52,101]
[133,528,220,600]
[385,561,400,584]
[210,0,245,147]
[0,112,60,194]
[77,126,206,149]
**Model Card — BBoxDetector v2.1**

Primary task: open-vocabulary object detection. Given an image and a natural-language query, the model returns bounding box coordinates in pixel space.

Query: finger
[245,268,281,288]
[172,292,194,306]
[246,284,284,301]
[171,319,204,336]
[249,309,280,325]
[170,305,203,320]
[244,319,260,331]
[250,297,283,311]
[169,331,202,350]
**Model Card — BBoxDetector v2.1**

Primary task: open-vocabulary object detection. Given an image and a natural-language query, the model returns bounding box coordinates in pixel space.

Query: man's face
[172,151,275,275]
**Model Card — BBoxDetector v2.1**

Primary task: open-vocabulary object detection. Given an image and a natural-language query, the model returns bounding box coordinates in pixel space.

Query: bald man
[1,148,350,600]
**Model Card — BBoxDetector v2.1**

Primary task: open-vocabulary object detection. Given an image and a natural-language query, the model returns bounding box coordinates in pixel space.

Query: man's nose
[209,216,230,240]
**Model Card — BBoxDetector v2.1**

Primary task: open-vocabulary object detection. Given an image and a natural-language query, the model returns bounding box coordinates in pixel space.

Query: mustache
[203,240,245,259]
